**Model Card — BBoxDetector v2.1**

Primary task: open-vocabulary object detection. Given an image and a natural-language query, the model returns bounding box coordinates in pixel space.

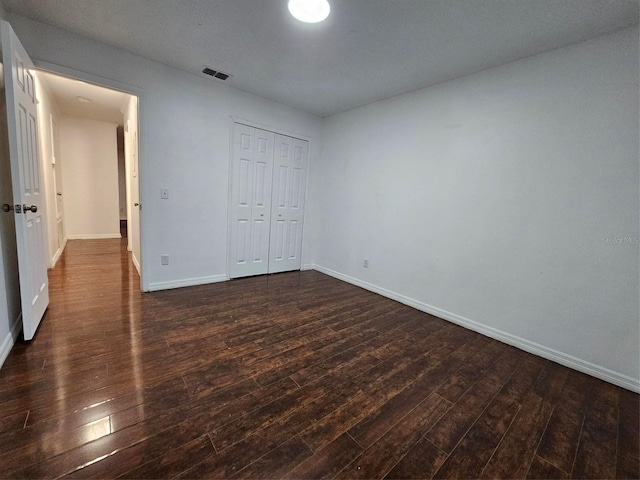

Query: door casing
[33,60,147,291]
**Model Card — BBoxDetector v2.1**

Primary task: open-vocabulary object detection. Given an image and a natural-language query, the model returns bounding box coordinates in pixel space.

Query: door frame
[33,60,149,291]
[227,116,313,280]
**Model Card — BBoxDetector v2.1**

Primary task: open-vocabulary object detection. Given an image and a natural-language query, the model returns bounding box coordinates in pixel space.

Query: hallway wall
[59,117,120,239]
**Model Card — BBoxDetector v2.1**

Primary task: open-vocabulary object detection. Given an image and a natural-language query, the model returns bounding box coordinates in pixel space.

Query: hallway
[0,239,637,478]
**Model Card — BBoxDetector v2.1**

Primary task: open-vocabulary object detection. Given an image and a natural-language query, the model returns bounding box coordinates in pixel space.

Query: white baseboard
[301,264,315,271]
[148,274,227,292]
[66,234,122,240]
[50,236,68,268]
[0,314,22,370]
[132,254,141,276]
[309,264,640,393]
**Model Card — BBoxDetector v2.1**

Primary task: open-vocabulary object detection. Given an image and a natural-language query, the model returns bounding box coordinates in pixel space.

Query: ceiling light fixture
[288,0,330,23]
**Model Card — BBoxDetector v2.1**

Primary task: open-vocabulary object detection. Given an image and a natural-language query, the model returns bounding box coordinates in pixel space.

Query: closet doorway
[229,122,308,279]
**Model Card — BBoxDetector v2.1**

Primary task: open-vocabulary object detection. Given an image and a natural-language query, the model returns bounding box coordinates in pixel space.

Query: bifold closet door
[268,135,308,274]
[230,124,274,278]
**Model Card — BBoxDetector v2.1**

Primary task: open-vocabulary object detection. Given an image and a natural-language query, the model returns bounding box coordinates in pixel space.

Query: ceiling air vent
[202,66,232,81]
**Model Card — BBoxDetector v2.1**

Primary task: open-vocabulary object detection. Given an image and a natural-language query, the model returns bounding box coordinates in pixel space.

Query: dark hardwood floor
[0,238,638,479]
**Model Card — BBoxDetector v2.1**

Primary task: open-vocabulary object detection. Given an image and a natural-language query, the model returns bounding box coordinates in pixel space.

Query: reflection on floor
[0,238,638,479]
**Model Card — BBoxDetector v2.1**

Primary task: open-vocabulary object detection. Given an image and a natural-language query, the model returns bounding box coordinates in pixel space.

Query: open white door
[1,21,49,340]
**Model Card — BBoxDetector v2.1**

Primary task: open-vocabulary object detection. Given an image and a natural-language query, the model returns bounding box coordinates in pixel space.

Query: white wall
[7,13,322,291]
[307,28,639,390]
[59,117,120,239]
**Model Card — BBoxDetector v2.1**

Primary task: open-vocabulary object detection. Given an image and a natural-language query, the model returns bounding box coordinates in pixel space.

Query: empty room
[0,1,637,479]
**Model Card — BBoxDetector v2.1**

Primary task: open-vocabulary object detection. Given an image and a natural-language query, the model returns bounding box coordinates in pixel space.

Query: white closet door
[230,124,274,278]
[268,134,308,274]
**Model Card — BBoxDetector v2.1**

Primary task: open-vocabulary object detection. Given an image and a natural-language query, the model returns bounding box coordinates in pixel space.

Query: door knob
[23,204,37,213]
[2,204,13,213]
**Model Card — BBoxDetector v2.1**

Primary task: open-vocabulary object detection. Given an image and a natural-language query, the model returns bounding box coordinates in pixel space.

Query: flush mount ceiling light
[288,0,330,23]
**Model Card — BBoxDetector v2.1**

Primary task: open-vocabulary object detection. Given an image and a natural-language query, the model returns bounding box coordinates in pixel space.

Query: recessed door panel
[28,111,39,193]
[274,219,285,261]
[252,219,267,262]
[236,219,249,264]
[291,168,302,209]
[238,158,250,206]
[288,220,299,259]
[277,166,288,207]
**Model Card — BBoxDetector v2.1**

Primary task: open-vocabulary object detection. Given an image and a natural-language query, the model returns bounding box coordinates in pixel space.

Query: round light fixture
[288,0,330,23]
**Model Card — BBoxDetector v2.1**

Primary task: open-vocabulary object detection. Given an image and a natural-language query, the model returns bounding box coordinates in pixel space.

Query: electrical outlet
[161,254,169,265]
[363,259,369,268]
[160,188,169,199]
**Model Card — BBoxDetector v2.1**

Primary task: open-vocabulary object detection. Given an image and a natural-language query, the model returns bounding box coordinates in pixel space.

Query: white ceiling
[5,0,638,117]
[38,71,131,126]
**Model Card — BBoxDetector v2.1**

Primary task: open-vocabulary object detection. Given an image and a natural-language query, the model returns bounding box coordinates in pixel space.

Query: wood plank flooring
[0,238,638,479]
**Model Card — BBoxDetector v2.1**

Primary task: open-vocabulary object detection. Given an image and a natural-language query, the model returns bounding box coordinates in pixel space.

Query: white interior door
[268,135,308,274]
[230,124,274,278]
[1,21,49,340]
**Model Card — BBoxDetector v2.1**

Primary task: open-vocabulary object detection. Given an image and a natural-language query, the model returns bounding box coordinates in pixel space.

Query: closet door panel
[230,124,274,278]
[269,135,308,274]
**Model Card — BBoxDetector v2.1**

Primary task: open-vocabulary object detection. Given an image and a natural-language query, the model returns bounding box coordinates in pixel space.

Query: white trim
[50,236,68,268]
[0,314,22,369]
[148,274,227,292]
[226,117,236,282]
[66,233,122,240]
[230,116,312,144]
[33,60,148,293]
[308,264,640,393]
[34,60,143,97]
[301,264,315,271]
[132,253,141,276]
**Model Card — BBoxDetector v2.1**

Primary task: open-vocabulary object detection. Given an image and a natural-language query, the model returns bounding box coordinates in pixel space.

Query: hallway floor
[0,238,638,479]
